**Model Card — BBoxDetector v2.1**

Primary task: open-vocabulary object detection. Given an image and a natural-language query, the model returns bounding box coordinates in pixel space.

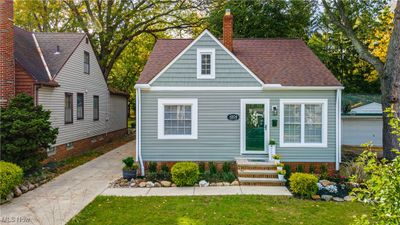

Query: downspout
[136,88,145,175]
[335,89,342,170]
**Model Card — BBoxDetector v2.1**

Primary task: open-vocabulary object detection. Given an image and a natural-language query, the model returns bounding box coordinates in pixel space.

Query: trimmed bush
[0,161,23,199]
[148,162,157,173]
[222,162,231,173]
[289,172,318,198]
[171,162,199,186]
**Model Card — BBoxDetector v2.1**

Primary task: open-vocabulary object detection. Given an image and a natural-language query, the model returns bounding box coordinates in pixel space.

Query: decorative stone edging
[109,178,240,188]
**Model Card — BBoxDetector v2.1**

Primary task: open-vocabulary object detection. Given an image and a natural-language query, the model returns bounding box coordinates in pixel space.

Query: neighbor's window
[84,51,90,74]
[280,99,327,147]
[77,93,84,119]
[65,93,73,124]
[197,48,215,79]
[93,95,99,121]
[158,99,198,139]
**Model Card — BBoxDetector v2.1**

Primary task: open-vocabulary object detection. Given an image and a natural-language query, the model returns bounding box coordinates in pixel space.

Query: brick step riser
[238,174,278,178]
[239,182,286,186]
[237,166,277,170]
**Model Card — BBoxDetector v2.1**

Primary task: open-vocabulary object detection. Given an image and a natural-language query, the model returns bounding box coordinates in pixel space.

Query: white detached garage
[342,102,382,147]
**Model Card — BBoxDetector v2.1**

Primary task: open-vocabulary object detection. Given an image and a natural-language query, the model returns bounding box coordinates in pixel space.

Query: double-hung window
[77,93,84,120]
[65,93,73,124]
[93,95,99,121]
[158,99,198,139]
[84,51,90,74]
[280,99,328,147]
[197,48,215,79]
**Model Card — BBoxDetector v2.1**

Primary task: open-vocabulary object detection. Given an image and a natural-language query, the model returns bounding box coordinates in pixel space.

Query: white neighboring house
[11,27,128,160]
[342,102,382,147]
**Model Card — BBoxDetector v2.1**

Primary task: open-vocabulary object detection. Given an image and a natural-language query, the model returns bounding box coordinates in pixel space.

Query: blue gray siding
[140,90,337,162]
[151,33,261,87]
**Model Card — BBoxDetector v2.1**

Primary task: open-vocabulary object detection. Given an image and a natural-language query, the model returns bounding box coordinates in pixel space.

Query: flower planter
[278,174,285,181]
[122,169,137,180]
[268,145,276,161]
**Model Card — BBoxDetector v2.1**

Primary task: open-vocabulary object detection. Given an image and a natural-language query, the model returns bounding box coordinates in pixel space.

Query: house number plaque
[227,114,239,121]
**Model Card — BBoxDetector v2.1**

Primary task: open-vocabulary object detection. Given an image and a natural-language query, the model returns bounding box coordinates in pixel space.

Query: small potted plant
[268,139,276,161]
[272,154,281,164]
[276,163,284,171]
[277,170,286,181]
[122,157,138,180]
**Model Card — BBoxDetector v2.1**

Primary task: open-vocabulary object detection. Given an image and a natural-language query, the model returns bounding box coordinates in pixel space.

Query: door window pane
[246,104,265,151]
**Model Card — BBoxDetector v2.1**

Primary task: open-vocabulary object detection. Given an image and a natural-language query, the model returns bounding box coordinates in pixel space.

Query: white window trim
[279,99,328,148]
[158,98,198,139]
[196,48,215,79]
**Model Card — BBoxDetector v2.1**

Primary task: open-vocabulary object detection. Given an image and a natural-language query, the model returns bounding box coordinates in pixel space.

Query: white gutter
[32,33,52,80]
[136,88,145,175]
[262,84,344,90]
[335,89,342,170]
[134,84,151,90]
[135,84,345,91]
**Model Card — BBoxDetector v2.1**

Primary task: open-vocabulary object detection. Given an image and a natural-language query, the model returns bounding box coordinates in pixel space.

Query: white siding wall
[38,38,127,146]
[342,117,383,147]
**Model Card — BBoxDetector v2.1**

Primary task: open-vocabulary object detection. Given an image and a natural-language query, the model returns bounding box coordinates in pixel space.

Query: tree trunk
[381,3,400,159]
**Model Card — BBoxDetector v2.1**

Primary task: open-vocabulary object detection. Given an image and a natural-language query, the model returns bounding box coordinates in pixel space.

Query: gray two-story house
[135,10,343,178]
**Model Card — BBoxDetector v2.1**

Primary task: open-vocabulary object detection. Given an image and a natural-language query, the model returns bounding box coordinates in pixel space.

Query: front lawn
[68,195,369,225]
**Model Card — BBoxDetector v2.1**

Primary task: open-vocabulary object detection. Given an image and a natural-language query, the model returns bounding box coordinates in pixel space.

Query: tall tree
[322,0,400,159]
[208,0,317,39]
[64,0,206,79]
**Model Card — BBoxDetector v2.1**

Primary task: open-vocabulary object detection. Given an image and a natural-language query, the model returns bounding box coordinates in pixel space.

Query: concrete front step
[238,169,278,178]
[238,177,286,186]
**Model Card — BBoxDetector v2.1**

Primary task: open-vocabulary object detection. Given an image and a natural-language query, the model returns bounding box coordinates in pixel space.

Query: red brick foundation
[44,128,128,163]
[142,161,335,174]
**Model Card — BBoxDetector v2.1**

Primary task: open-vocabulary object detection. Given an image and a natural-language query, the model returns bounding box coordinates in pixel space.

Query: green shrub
[201,171,220,183]
[283,164,292,180]
[208,162,217,174]
[289,172,318,198]
[296,164,304,173]
[309,165,316,174]
[222,171,236,183]
[148,162,157,173]
[222,162,231,173]
[1,94,58,173]
[0,161,23,199]
[122,157,138,170]
[146,172,157,181]
[161,164,169,173]
[319,164,328,179]
[171,162,199,186]
[157,171,171,181]
[198,162,206,174]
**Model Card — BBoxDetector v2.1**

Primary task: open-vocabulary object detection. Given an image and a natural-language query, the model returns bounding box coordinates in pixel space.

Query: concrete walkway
[101,186,292,197]
[0,140,135,225]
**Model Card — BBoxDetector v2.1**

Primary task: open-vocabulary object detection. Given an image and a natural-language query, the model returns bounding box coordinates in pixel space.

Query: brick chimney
[0,0,15,107]
[223,9,233,52]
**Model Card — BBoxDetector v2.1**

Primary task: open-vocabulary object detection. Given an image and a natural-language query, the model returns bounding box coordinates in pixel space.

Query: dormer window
[197,48,215,79]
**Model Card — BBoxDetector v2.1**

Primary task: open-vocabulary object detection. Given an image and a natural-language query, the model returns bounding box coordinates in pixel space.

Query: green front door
[241,99,269,154]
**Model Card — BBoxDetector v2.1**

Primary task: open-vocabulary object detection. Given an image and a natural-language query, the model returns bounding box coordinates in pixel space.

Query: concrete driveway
[0,140,135,225]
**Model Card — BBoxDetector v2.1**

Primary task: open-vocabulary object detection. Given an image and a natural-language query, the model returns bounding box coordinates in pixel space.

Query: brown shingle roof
[137,38,341,86]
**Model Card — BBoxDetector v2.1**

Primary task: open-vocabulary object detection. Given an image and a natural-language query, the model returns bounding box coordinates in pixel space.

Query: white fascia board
[134,84,151,90]
[148,29,264,86]
[263,85,344,90]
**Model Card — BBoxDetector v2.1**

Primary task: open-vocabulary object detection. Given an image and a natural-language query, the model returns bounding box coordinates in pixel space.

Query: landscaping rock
[146,181,155,188]
[209,183,217,187]
[216,182,224,186]
[199,180,209,187]
[27,182,35,191]
[231,180,239,186]
[223,182,230,186]
[130,182,137,188]
[344,196,354,202]
[139,182,147,188]
[19,185,28,193]
[171,184,177,187]
[312,195,321,200]
[319,180,336,187]
[333,197,344,202]
[34,183,39,188]
[160,181,172,187]
[321,195,333,201]
[6,192,14,201]
[13,187,22,197]
[154,182,161,188]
